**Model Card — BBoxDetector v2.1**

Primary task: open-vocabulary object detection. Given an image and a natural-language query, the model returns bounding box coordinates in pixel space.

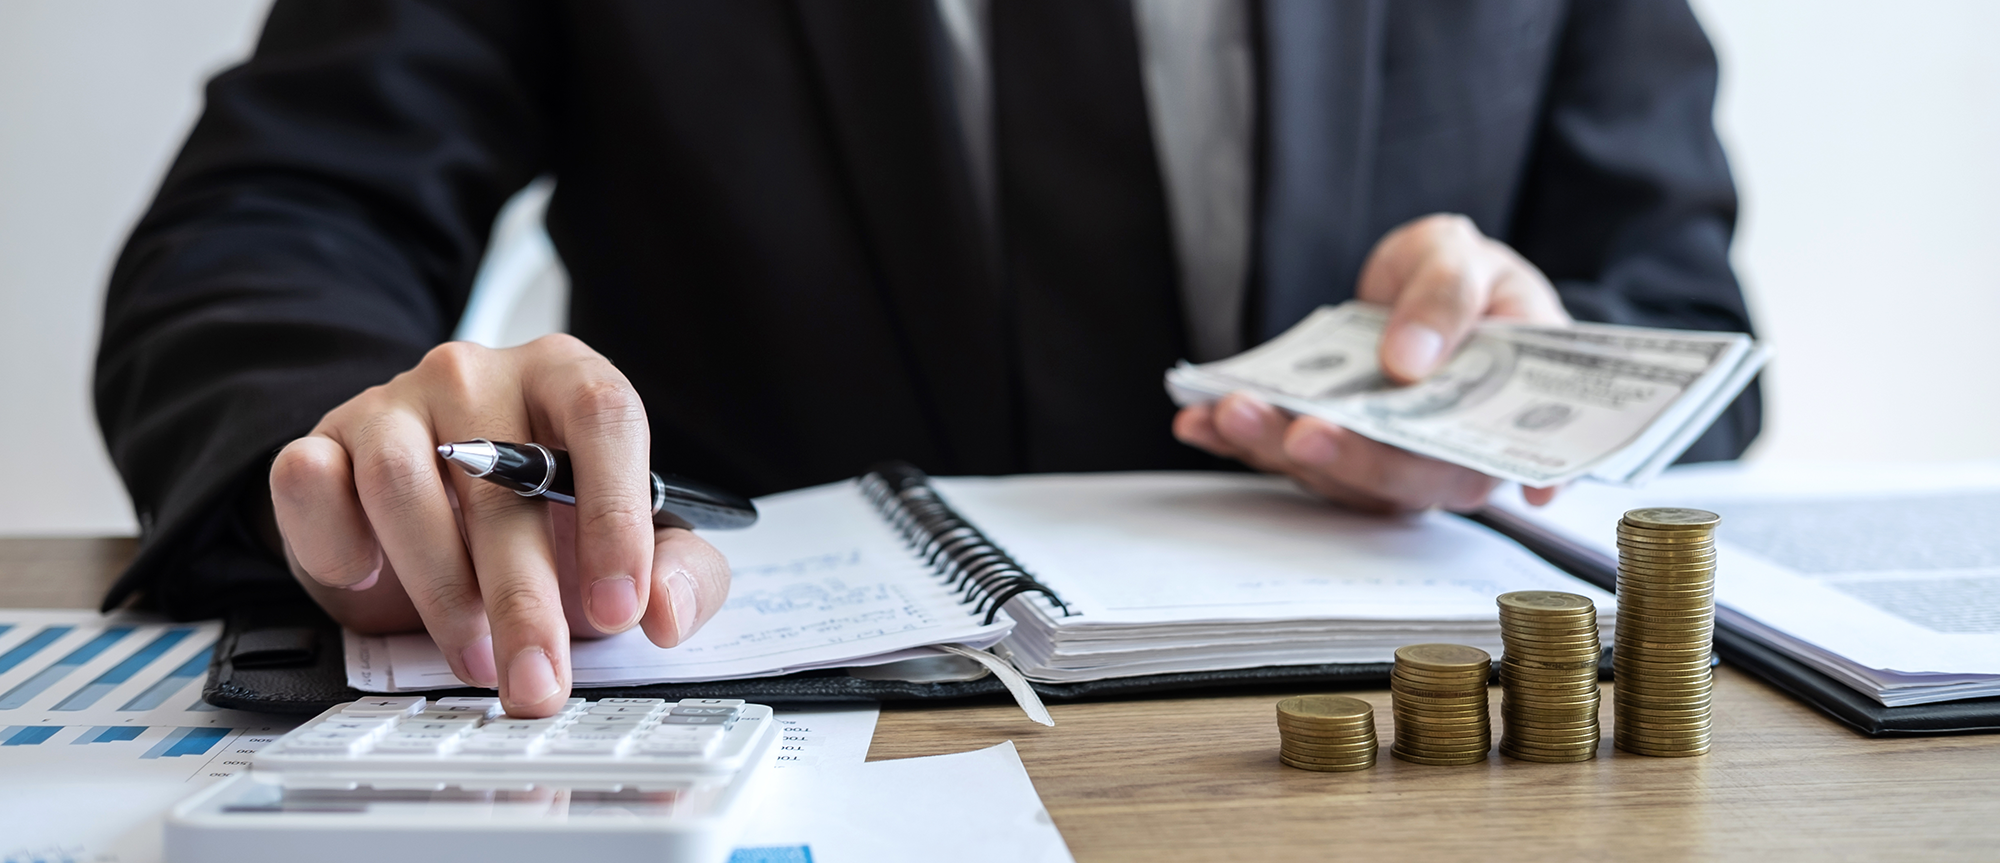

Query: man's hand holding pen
[266,335,733,718]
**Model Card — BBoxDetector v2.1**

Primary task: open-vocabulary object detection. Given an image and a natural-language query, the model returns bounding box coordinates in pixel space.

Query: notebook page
[930,473,1607,626]
[350,481,1012,692]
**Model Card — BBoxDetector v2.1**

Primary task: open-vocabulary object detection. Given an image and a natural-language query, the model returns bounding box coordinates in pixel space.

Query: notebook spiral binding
[859,462,1072,625]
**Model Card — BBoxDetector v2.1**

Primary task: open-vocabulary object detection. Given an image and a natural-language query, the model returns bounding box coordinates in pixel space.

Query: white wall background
[2,0,1998,536]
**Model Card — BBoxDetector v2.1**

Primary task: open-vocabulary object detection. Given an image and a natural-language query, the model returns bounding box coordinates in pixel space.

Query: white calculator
[165,696,780,863]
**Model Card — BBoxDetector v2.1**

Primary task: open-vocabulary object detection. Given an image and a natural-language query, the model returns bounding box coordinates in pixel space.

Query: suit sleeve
[1505,0,1762,464]
[93,0,553,617]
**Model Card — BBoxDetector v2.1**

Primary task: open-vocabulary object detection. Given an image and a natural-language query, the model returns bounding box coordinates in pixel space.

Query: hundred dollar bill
[1165,302,1769,487]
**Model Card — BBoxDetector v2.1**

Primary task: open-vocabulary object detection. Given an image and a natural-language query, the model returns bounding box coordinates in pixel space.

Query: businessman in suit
[96,0,1759,715]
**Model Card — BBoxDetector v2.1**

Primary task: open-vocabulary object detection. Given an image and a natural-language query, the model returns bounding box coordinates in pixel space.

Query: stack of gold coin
[1390,644,1493,765]
[1614,507,1720,757]
[1496,591,1601,763]
[1275,695,1378,772]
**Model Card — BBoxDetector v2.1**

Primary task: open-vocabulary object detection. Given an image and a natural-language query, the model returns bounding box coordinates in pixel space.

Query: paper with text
[350,482,1012,691]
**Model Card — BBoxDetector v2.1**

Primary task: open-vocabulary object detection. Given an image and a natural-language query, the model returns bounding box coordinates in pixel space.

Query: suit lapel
[790,0,1016,472]
[1253,0,1387,339]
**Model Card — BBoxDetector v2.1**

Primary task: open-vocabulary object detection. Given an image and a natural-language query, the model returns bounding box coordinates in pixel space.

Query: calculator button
[575,713,645,726]
[369,737,451,755]
[676,698,746,707]
[435,696,505,716]
[668,706,737,717]
[395,723,473,737]
[597,698,666,706]
[340,697,427,716]
[459,736,541,755]
[546,737,625,756]
[635,737,715,755]
[661,714,730,726]
[556,728,633,741]
[282,732,372,755]
[314,719,392,733]
[411,711,484,723]
[480,720,556,735]
[587,703,659,716]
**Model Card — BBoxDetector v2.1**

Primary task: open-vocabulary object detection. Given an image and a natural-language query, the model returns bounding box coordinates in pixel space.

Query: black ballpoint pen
[436,439,758,530]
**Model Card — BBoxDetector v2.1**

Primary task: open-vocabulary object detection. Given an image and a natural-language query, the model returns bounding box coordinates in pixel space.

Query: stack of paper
[932,473,1616,683]
[1492,460,2000,707]
[1167,302,1769,488]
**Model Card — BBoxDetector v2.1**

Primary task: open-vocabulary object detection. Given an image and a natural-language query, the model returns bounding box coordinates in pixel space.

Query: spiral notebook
[340,464,1612,696]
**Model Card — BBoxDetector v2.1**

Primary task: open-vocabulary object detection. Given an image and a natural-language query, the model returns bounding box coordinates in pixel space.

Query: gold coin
[1390,669,1490,683]
[1280,739,1376,751]
[1613,730,1713,749]
[1393,738,1493,754]
[1498,591,1596,614]
[1277,727,1376,743]
[1501,748,1597,763]
[1614,537,1717,551]
[1616,524,1716,541]
[1395,644,1493,671]
[1281,754,1376,772]
[1622,508,1721,529]
[1392,749,1489,766]
[1279,746,1379,764]
[1393,712,1491,726]
[1277,695,1374,723]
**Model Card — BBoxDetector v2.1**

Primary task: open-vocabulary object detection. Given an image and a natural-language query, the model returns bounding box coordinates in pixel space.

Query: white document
[1492,460,2000,706]
[0,610,299,863]
[350,482,1014,691]
[733,741,1074,863]
[934,473,1616,682]
[766,704,881,770]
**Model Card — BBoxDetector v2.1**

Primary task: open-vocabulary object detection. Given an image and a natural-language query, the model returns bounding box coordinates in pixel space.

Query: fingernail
[588,576,641,632]
[1288,428,1340,466]
[507,647,561,706]
[1385,325,1444,379]
[666,569,700,644]
[346,564,381,592]
[459,635,498,688]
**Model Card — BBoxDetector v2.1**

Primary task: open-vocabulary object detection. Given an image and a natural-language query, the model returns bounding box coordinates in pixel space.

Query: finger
[1375,224,1491,383]
[1482,241,1568,325]
[638,528,733,648]
[1172,403,1240,459]
[270,435,382,590]
[413,340,575,716]
[287,550,426,636]
[1210,393,1294,474]
[1283,423,1499,512]
[1522,485,1562,507]
[457,473,573,717]
[339,405,496,690]
[520,335,653,636]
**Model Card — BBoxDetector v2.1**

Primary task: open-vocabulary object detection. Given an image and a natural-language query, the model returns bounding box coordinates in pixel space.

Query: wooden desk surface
[7,536,1998,862]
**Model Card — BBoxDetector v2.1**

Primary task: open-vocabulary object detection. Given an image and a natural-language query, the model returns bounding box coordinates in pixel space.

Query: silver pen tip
[437,444,455,458]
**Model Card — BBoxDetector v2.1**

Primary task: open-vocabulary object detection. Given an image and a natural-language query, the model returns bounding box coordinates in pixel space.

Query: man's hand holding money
[1172,213,1568,513]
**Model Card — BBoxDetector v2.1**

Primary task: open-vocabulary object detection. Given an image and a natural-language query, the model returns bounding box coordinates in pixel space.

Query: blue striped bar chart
[140,727,230,759]
[121,645,212,712]
[0,626,71,676]
[0,726,60,746]
[0,628,133,710]
[71,725,146,745]
[52,628,193,711]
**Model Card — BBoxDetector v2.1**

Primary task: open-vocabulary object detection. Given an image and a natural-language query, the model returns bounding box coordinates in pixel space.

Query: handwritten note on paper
[352,482,1013,692]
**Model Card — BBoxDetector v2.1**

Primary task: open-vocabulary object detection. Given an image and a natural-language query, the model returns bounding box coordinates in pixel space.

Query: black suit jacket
[96,0,1760,616]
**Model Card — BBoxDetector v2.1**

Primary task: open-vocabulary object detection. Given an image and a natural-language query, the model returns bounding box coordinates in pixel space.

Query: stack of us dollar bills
[1165,302,1770,488]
